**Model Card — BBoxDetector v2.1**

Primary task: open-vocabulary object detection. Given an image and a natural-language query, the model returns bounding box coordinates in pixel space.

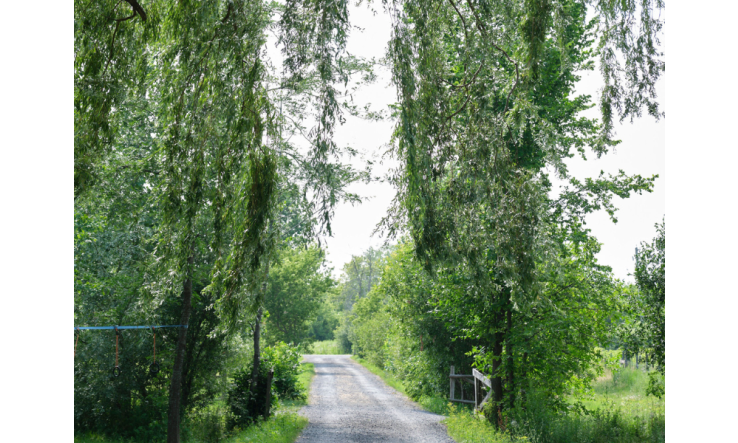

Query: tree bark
[250,262,270,404]
[166,255,194,443]
[506,308,515,411]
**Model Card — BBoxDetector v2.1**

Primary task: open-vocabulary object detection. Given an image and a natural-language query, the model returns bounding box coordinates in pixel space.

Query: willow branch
[464,0,519,114]
[447,0,470,43]
[222,1,233,23]
[103,12,137,75]
[123,0,147,21]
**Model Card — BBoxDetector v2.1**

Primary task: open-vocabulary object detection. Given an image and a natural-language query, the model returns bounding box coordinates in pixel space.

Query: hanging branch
[103,1,147,76]
[464,0,519,115]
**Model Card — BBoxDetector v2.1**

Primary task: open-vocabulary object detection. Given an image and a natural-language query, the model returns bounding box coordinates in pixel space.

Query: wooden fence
[449,366,493,411]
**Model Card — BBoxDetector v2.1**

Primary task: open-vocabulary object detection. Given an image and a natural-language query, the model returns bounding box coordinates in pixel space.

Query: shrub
[227,342,306,430]
[226,362,275,430]
[262,342,305,400]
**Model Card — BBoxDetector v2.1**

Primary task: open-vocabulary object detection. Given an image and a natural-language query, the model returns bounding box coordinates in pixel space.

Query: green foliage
[261,342,306,401]
[227,363,277,430]
[646,371,665,400]
[350,291,392,367]
[263,246,336,346]
[227,341,307,429]
[347,239,623,413]
[379,0,662,428]
[228,343,306,429]
[75,0,666,438]
[621,219,665,373]
[510,402,665,443]
[334,312,354,353]
[308,301,340,341]
[74,190,242,439]
[442,369,666,443]
[336,246,391,311]
[285,362,316,408]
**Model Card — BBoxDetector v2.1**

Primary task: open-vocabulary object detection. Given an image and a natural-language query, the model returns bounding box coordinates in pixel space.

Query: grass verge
[222,414,307,443]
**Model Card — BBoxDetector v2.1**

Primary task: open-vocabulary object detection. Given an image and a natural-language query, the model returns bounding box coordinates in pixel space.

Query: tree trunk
[250,306,263,394]
[166,256,194,443]
[488,287,511,427]
[250,262,270,404]
[506,308,515,411]
[490,310,504,412]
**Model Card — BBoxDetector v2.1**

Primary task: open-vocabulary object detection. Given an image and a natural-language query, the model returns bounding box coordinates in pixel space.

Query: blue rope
[74,325,188,331]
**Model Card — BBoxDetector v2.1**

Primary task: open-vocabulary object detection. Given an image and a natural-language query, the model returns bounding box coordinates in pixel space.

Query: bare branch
[116,12,137,22]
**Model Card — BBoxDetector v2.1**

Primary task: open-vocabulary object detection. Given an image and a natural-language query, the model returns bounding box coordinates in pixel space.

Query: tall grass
[445,405,528,443]
[447,369,666,443]
[577,366,665,421]
[308,340,342,355]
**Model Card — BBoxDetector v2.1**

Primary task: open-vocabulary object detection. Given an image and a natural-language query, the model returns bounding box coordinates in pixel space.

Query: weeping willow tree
[75,0,368,441]
[378,0,664,421]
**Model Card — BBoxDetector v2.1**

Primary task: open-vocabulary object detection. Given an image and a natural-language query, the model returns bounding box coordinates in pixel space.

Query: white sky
[322,3,665,281]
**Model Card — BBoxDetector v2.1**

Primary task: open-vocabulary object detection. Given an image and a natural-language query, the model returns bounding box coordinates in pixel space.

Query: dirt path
[296,355,453,443]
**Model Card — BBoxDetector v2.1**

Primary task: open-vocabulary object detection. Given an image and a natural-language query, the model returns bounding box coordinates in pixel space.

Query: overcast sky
[311,4,665,282]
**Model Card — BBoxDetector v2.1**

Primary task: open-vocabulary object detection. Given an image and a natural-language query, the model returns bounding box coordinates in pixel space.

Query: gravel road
[296,354,454,443]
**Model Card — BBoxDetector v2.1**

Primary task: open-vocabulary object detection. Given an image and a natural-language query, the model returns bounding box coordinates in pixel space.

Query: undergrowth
[75,362,316,443]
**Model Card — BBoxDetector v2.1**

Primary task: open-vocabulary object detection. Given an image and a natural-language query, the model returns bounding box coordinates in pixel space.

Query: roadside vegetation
[354,354,664,443]
[75,358,315,443]
[339,224,666,443]
[75,415,307,443]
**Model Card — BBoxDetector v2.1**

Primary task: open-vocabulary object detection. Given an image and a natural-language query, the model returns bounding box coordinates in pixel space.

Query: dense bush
[74,203,247,441]
[262,342,306,400]
[227,342,305,429]
[227,363,276,430]
[73,285,243,441]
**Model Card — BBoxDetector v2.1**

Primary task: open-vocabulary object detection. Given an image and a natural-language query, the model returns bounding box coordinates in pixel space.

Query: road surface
[296,354,453,443]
